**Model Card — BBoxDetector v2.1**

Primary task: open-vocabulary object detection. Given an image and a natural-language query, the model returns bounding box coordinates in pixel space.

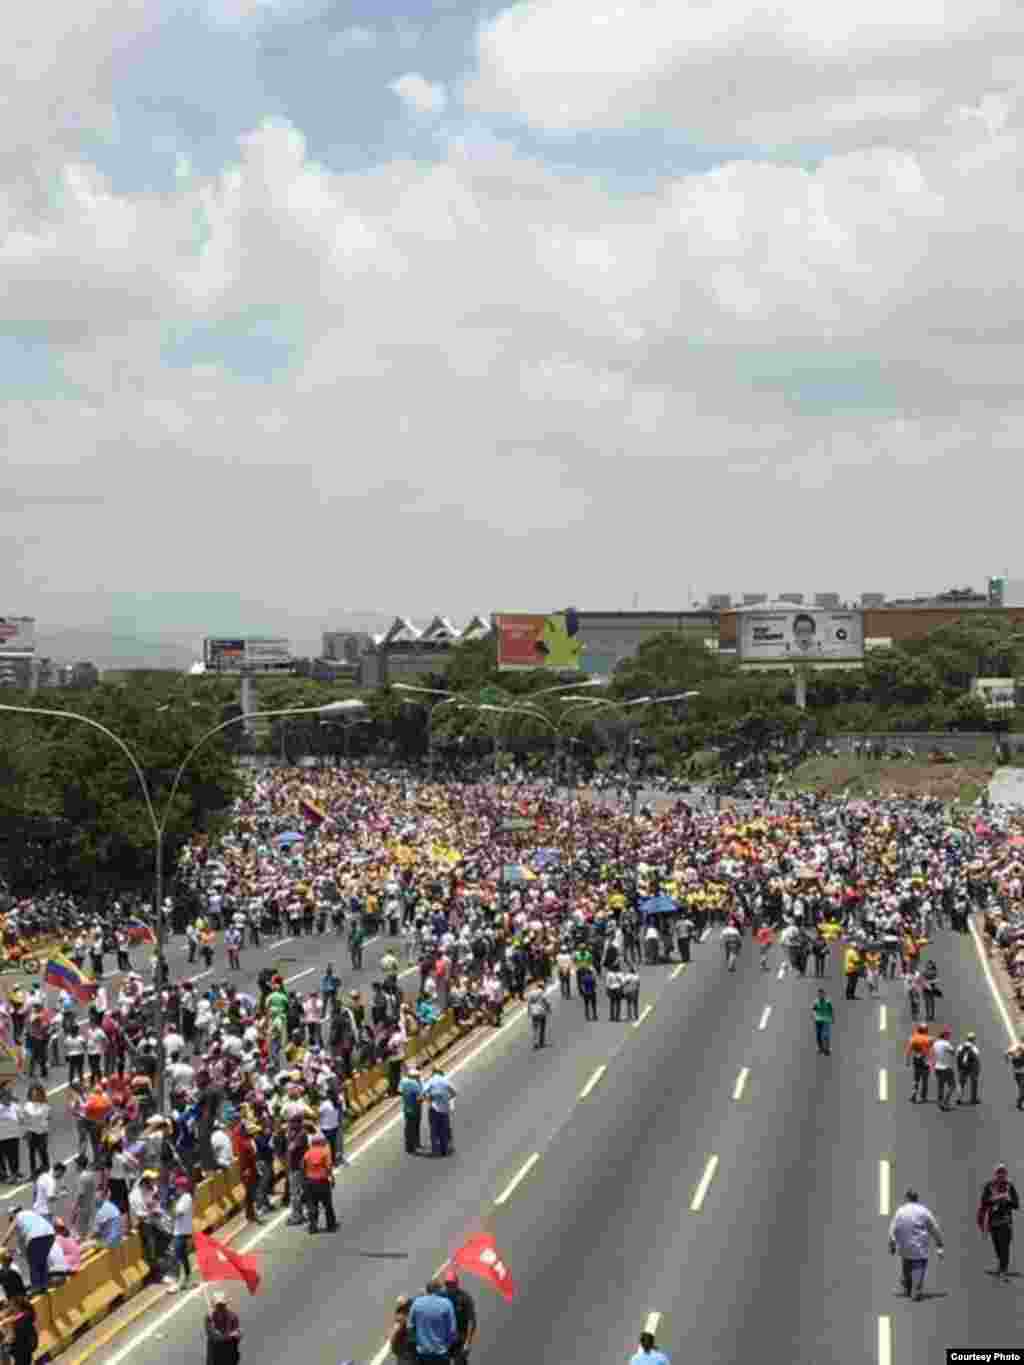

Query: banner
[194,1230,262,1294]
[450,1233,517,1302]
[495,612,583,672]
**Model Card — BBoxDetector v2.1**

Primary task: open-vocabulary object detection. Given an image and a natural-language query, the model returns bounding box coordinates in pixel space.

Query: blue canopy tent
[531,848,561,870]
[274,831,305,847]
[639,894,678,917]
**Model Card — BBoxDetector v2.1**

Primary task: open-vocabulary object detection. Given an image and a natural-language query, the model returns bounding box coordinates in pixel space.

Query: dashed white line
[670,963,684,980]
[776,964,786,981]
[878,1068,888,1103]
[690,1155,719,1213]
[494,1152,540,1206]
[633,1004,653,1029]
[268,937,295,950]
[879,1004,887,1034]
[284,967,315,985]
[878,1315,892,1365]
[579,1065,606,1100]
[644,1311,662,1336]
[733,1068,749,1101]
[758,1006,772,1031]
[879,1159,891,1217]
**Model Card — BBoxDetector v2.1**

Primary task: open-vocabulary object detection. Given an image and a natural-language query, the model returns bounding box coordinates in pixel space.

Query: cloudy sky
[3,0,1024,645]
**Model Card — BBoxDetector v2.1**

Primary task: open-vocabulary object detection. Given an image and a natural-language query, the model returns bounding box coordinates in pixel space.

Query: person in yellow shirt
[844,944,863,1000]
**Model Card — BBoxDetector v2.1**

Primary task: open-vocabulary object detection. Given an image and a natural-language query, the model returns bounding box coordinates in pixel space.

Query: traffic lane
[0,928,398,1196]
[477,954,887,1365]
[884,926,1024,1360]
[92,958,688,1365]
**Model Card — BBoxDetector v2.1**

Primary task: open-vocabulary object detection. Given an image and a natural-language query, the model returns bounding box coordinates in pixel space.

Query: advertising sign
[495,612,583,672]
[205,638,246,670]
[0,617,35,654]
[204,638,292,671]
[737,608,863,662]
[244,638,291,666]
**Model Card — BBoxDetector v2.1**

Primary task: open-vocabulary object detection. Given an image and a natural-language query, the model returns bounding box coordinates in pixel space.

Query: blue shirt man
[94,1200,123,1248]
[630,1334,670,1365]
[408,1281,457,1358]
[422,1072,456,1115]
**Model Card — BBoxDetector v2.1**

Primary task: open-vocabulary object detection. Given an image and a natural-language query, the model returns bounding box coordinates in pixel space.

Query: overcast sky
[3,0,1023,640]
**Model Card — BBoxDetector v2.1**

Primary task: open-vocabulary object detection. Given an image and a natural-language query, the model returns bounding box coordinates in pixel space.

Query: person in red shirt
[756,925,775,972]
[235,1126,260,1224]
[301,1133,337,1234]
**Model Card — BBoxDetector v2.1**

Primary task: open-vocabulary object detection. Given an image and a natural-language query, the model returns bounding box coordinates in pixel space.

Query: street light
[0,698,351,1112]
[475,703,557,779]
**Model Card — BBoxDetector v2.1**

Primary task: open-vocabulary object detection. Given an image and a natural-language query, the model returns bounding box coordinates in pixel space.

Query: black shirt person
[442,1270,477,1364]
[978,1164,1020,1280]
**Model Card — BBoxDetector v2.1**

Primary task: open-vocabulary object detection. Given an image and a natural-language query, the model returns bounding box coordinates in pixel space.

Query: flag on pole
[193,1231,262,1295]
[123,918,156,945]
[450,1234,517,1302]
[43,955,97,1006]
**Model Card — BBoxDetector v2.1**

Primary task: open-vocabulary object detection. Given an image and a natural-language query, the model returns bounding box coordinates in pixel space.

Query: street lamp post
[0,699,351,1113]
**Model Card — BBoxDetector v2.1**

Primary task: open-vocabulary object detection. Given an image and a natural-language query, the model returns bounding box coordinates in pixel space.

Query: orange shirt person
[906,1024,932,1103]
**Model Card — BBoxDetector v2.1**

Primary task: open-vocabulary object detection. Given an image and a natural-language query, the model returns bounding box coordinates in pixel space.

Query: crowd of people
[0,762,1021,1356]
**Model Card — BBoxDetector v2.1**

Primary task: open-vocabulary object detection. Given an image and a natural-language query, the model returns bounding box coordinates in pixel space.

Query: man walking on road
[527,984,551,1049]
[888,1188,944,1301]
[399,1067,423,1155]
[956,1032,981,1106]
[812,989,833,1056]
[408,1280,457,1364]
[977,1163,1020,1281]
[441,1270,476,1365]
[906,1024,932,1103]
[1006,1042,1024,1110]
[930,1029,956,1111]
[423,1067,457,1158]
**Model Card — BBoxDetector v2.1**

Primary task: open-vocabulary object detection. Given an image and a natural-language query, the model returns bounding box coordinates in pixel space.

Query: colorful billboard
[495,612,583,672]
[203,638,292,672]
[0,617,35,654]
[737,608,863,662]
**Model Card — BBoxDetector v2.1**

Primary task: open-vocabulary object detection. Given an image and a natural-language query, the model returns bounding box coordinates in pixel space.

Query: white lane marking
[192,969,212,982]
[644,1311,662,1336]
[284,967,315,985]
[969,915,1018,1046]
[47,1082,69,1097]
[494,1152,541,1207]
[579,1065,606,1100]
[633,1004,653,1029]
[98,980,560,1365]
[878,1068,888,1104]
[879,1004,887,1034]
[878,1315,892,1365]
[689,1155,719,1213]
[879,1159,890,1217]
[758,1006,772,1031]
[732,1068,749,1101]
[776,964,786,980]
[699,927,710,944]
[3,1181,30,1200]
[268,938,295,949]
[670,964,684,980]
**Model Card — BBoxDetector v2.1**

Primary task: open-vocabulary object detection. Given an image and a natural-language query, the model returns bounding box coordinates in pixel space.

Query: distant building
[742,593,768,606]
[860,592,886,608]
[814,592,841,609]
[0,655,33,689]
[68,661,100,690]
[707,594,732,610]
[778,593,805,605]
[358,615,492,687]
[321,631,374,665]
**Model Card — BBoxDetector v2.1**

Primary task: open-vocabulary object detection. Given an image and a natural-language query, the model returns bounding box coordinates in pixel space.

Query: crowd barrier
[6,1008,476,1360]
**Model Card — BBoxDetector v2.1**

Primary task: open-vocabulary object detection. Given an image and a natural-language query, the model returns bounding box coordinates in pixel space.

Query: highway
[1,923,408,1202]
[83,919,1024,1365]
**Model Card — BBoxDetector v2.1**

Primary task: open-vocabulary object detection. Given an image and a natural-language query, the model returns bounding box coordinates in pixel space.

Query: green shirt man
[812,991,833,1055]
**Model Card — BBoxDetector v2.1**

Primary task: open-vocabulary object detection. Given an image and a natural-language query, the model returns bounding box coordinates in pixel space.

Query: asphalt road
[1,923,405,1204]
[87,918,1024,1365]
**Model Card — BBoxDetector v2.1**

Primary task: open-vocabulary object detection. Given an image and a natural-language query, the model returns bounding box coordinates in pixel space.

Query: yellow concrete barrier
[49,1245,126,1341]
[29,1283,59,1357]
[343,1078,360,1116]
[365,1064,388,1105]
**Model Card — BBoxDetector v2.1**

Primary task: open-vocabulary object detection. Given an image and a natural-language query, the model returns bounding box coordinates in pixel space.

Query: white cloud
[463,0,1024,149]
[390,73,449,116]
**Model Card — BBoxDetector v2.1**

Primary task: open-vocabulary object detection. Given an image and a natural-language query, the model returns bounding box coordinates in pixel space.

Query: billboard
[203,637,292,671]
[0,617,35,654]
[737,608,863,662]
[495,612,583,672]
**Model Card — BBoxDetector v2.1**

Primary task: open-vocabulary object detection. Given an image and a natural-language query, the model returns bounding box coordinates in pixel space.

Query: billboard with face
[738,608,863,661]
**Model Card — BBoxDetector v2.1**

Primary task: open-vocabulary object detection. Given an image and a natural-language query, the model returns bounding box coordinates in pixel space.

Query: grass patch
[790,755,996,801]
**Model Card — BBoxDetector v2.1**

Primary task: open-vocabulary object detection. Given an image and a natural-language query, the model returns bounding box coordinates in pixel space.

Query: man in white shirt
[33,1162,66,1220]
[167,1175,193,1293]
[929,1029,957,1111]
[210,1124,234,1170]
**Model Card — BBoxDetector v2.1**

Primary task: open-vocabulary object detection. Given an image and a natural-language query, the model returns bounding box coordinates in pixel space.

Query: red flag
[451,1234,517,1302]
[193,1231,262,1295]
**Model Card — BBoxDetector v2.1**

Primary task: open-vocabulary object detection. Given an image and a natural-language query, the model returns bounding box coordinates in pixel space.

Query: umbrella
[501,864,537,884]
[275,832,305,847]
[531,848,561,869]
[639,894,678,917]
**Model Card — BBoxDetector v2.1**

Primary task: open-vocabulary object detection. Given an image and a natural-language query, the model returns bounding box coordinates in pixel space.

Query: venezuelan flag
[123,918,156,945]
[300,798,327,826]
[44,954,97,1005]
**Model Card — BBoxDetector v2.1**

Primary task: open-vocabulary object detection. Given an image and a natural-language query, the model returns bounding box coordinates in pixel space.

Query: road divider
[633,1004,653,1029]
[494,1152,541,1207]
[732,1068,749,1101]
[689,1155,718,1213]
[580,1065,606,1100]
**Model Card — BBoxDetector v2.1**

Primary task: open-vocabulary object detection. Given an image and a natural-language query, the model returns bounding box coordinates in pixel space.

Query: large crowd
[0,763,1021,1331]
